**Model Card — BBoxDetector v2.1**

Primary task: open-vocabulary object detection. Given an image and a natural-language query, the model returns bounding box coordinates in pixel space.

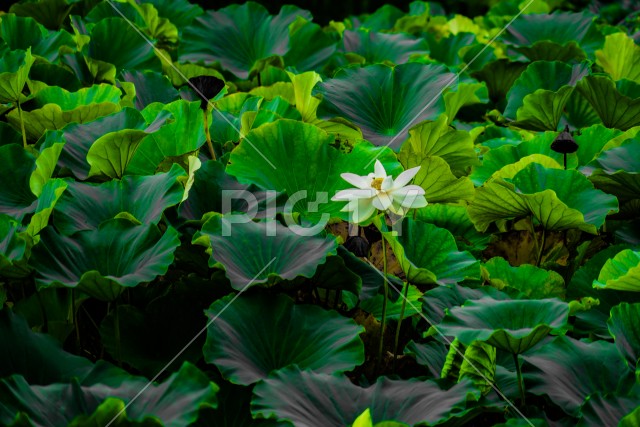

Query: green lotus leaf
[145,0,203,30]
[0,362,218,427]
[6,84,123,141]
[180,2,309,79]
[85,17,162,73]
[177,160,275,223]
[203,292,363,385]
[9,0,74,30]
[381,218,480,285]
[422,283,510,326]
[482,257,566,299]
[471,59,527,107]
[522,335,631,415]
[573,124,622,166]
[408,156,474,203]
[284,16,338,73]
[579,388,640,427]
[618,404,640,427]
[0,144,36,220]
[577,75,640,130]
[468,163,619,234]
[564,88,603,129]
[596,32,640,83]
[193,214,337,290]
[443,81,489,123]
[125,100,205,175]
[31,219,180,301]
[504,61,589,131]
[441,339,496,395]
[437,297,569,353]
[0,121,23,147]
[121,70,179,110]
[0,215,31,278]
[470,131,565,185]
[251,366,480,426]
[53,164,185,235]
[30,141,63,197]
[585,138,640,201]
[316,63,456,149]
[226,119,402,221]
[26,178,67,237]
[351,408,409,427]
[404,340,447,378]
[414,204,492,255]
[358,4,405,31]
[592,249,640,292]
[608,303,640,368]
[0,48,34,103]
[0,14,75,62]
[515,40,588,63]
[340,29,428,64]
[397,114,479,176]
[0,309,93,384]
[502,11,603,58]
[360,283,423,320]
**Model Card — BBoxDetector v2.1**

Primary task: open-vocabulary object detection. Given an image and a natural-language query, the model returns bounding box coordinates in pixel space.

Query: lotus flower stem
[513,352,526,405]
[377,236,389,374]
[17,100,27,148]
[392,281,410,372]
[203,110,216,161]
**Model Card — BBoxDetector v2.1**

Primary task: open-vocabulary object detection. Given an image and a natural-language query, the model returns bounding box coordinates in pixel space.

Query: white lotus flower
[332,160,428,223]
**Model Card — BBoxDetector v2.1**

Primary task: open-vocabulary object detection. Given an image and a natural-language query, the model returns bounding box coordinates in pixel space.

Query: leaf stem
[513,352,525,406]
[203,109,216,161]
[377,236,388,374]
[17,100,27,148]
[536,228,546,267]
[392,282,410,372]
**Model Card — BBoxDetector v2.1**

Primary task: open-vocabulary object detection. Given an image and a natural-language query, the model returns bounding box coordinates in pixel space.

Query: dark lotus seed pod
[344,235,370,257]
[188,75,225,110]
[551,125,578,154]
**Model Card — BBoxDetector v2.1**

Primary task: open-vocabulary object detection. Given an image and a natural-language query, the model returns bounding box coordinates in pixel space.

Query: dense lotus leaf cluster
[0,0,640,425]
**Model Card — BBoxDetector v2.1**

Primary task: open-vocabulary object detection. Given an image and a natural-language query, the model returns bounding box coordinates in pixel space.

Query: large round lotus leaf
[0,14,75,62]
[482,257,566,299]
[472,59,527,107]
[381,218,479,286]
[577,75,640,131]
[468,163,619,234]
[0,309,93,384]
[31,219,180,301]
[284,18,338,73]
[53,164,185,235]
[408,156,475,203]
[414,204,491,256]
[121,70,180,110]
[0,48,34,103]
[316,63,455,149]
[145,0,203,30]
[0,362,218,427]
[341,29,428,64]
[608,303,640,368]
[573,124,622,166]
[437,297,569,354]
[522,335,631,416]
[204,293,364,385]
[584,138,640,201]
[193,214,337,290]
[422,284,510,325]
[225,119,402,222]
[596,33,640,83]
[397,114,478,177]
[592,249,640,292]
[126,100,206,175]
[251,366,480,426]
[502,11,603,58]
[180,2,310,79]
[579,389,640,427]
[0,144,36,220]
[504,61,589,131]
[86,17,162,73]
[6,84,123,141]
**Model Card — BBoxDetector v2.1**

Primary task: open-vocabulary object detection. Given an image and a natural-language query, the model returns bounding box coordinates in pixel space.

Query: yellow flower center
[371,177,384,190]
